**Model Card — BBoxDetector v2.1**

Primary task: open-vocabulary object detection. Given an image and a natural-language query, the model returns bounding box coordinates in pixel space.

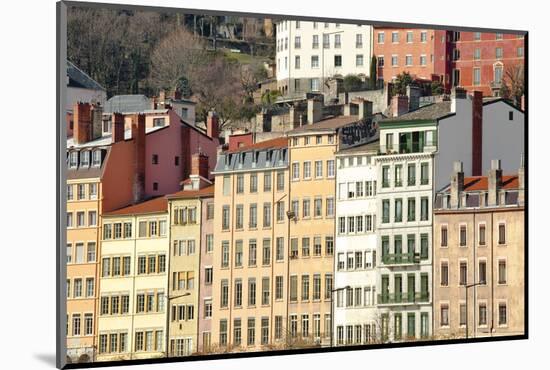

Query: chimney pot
[207,111,219,139]
[307,97,323,124]
[74,102,92,144]
[191,152,209,181]
[450,161,464,208]
[488,158,503,207]
[112,113,125,143]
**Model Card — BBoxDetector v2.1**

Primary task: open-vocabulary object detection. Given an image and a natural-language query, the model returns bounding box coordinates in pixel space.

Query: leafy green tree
[392,72,414,96]
[343,74,364,92]
[431,80,443,95]
[369,56,378,89]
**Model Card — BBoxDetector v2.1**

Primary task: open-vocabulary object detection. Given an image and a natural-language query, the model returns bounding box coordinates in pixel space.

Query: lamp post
[165,292,191,357]
[321,30,344,94]
[464,282,481,339]
[330,285,350,347]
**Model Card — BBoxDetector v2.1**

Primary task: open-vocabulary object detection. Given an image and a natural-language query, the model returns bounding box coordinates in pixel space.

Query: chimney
[406,85,421,111]
[487,159,503,207]
[391,95,409,117]
[159,90,166,105]
[191,152,209,180]
[307,97,323,124]
[90,104,103,140]
[471,91,483,176]
[112,113,125,143]
[73,102,91,144]
[356,99,373,120]
[518,154,525,206]
[450,86,467,113]
[450,161,464,208]
[131,114,146,203]
[207,111,219,139]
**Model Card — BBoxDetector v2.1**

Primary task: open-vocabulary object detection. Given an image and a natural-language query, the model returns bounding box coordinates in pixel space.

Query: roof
[337,139,380,154]
[288,115,360,135]
[381,101,452,123]
[166,185,215,200]
[462,175,519,192]
[104,95,152,114]
[104,196,168,216]
[66,125,167,149]
[227,137,288,153]
[67,61,105,91]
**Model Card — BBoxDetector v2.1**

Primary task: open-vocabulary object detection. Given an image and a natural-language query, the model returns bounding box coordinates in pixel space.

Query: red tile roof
[463,175,519,191]
[105,196,168,216]
[227,137,288,153]
[166,184,215,200]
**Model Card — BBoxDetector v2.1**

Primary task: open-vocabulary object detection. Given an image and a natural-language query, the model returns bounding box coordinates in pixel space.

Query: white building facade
[275,20,373,95]
[334,144,380,346]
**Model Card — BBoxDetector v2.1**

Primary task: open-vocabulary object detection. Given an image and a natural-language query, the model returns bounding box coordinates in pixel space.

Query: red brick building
[452,31,524,96]
[373,28,452,90]
[373,28,525,96]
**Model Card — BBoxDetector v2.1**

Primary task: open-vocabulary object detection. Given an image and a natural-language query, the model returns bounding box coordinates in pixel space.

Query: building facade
[211,138,290,352]
[165,159,215,356]
[433,160,525,338]
[372,27,451,90]
[275,20,373,95]
[97,197,169,361]
[334,142,380,345]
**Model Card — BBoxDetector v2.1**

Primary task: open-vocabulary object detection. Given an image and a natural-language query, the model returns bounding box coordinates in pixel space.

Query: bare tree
[149,28,207,93]
[500,64,525,108]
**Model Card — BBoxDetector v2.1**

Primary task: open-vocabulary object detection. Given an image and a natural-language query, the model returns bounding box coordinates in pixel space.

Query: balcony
[378,291,429,305]
[381,253,420,266]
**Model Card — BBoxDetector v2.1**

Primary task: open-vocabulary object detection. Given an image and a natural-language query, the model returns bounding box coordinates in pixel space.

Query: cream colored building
[96,197,169,361]
[433,160,525,339]
[286,98,377,346]
[166,162,215,356]
[211,138,290,352]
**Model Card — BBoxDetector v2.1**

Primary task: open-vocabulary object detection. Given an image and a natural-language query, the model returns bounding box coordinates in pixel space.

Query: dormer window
[68,151,78,168]
[266,150,273,164]
[92,150,102,167]
[252,151,258,165]
[80,151,90,167]
[153,118,165,127]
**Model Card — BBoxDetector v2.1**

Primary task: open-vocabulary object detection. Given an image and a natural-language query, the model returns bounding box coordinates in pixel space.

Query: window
[377,32,385,43]
[391,55,398,66]
[235,240,243,267]
[249,203,257,229]
[405,55,413,66]
[441,226,448,246]
[499,224,506,244]
[459,225,467,246]
[334,55,342,67]
[247,318,256,345]
[312,35,319,49]
[395,198,403,222]
[262,239,271,265]
[473,67,481,86]
[264,172,272,192]
[263,203,271,227]
[420,162,429,184]
[479,303,487,326]
[276,171,285,191]
[420,234,428,259]
[292,162,300,180]
[248,240,257,266]
[419,30,427,42]
[221,241,229,268]
[311,55,319,68]
[407,198,416,221]
[92,150,101,166]
[517,46,524,57]
[276,237,284,261]
[499,260,507,284]
[474,47,481,60]
[499,303,507,325]
[262,277,270,305]
[314,160,323,179]
[420,197,429,221]
[496,47,503,59]
[206,234,214,253]
[236,175,244,194]
[294,36,301,49]
[222,205,230,230]
[460,304,467,326]
[235,205,243,229]
[356,33,363,48]
[234,279,243,307]
[441,304,449,327]
[248,278,257,306]
[382,200,390,223]
[219,320,228,346]
[460,261,467,286]
[303,161,311,179]
[205,267,213,285]
[382,166,390,187]
[392,31,399,43]
[335,34,341,48]
[327,160,335,177]
[441,262,449,286]
[86,278,94,297]
[220,280,229,308]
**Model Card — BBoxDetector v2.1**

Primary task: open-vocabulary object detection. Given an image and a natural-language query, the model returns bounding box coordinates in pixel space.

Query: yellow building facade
[96,197,169,361]
[211,138,290,352]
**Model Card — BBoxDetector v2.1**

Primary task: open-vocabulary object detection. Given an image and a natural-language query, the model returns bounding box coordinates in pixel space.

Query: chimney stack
[159,90,166,105]
[487,159,503,206]
[112,113,125,143]
[356,98,373,120]
[450,86,467,113]
[307,97,323,124]
[518,154,525,206]
[191,152,209,180]
[406,85,421,111]
[174,89,182,100]
[74,102,92,144]
[391,95,409,117]
[90,104,103,141]
[207,111,219,139]
[132,114,146,203]
[471,90,483,176]
[450,161,464,208]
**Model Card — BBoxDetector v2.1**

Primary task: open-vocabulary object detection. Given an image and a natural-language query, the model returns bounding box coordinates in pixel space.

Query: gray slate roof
[214,147,288,174]
[381,101,452,123]
[67,61,105,91]
[104,95,152,114]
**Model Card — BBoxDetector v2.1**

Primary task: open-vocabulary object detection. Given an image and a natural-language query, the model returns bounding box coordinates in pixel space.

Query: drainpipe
[130,214,138,360]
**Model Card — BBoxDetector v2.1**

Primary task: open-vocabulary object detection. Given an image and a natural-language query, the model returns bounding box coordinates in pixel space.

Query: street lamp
[464,282,482,339]
[330,285,350,347]
[165,292,191,357]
